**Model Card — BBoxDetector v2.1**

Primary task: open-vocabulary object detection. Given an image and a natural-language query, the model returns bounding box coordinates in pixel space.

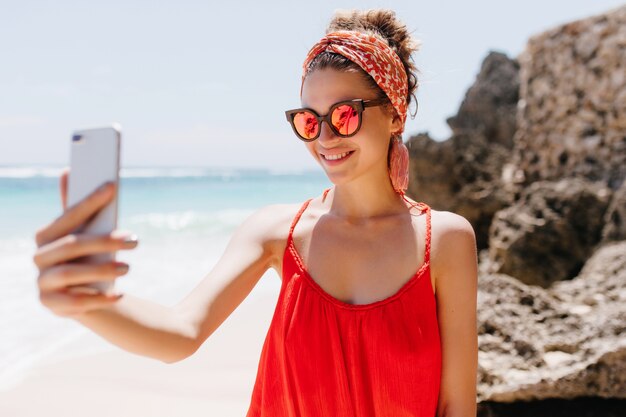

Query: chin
[320,169,356,186]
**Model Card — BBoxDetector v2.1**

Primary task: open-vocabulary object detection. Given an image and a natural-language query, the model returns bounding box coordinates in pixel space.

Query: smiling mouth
[321,150,355,161]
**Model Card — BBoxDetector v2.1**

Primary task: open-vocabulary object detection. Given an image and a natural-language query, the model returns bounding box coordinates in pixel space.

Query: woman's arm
[72,294,198,364]
[431,212,479,417]
[171,203,280,356]
[73,204,279,363]
[34,168,279,363]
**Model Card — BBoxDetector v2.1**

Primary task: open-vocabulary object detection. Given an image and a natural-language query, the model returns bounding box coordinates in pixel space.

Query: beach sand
[0,285,279,417]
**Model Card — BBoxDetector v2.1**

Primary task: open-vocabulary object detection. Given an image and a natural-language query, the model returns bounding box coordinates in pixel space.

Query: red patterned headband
[300,30,408,135]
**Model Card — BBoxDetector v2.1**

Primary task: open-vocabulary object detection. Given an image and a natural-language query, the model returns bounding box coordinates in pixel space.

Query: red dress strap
[424,202,431,264]
[322,187,331,202]
[400,192,431,265]
[289,188,331,236]
[289,197,313,238]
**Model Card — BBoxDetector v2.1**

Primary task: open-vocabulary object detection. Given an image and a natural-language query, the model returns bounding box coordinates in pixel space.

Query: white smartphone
[66,123,122,295]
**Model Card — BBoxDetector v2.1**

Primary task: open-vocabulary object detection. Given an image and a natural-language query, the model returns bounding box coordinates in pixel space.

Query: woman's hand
[32,167,139,318]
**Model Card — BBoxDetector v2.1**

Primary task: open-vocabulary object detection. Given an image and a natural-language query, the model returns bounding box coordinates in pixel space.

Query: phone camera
[72,134,83,143]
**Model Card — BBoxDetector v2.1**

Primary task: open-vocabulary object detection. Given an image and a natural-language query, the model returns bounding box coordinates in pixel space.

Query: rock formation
[511,8,626,191]
[477,241,626,401]
[406,51,519,251]
[487,177,612,287]
[404,4,626,415]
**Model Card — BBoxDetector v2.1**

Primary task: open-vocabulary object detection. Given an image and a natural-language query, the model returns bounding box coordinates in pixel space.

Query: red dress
[246,188,441,417]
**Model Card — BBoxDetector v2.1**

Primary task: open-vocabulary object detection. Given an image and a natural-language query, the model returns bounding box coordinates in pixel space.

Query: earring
[389,135,409,194]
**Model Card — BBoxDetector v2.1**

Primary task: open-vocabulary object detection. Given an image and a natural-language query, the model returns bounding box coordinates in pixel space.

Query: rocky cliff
[404,5,626,416]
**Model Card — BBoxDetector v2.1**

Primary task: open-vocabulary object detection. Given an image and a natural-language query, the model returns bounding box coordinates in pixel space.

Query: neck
[323,165,408,223]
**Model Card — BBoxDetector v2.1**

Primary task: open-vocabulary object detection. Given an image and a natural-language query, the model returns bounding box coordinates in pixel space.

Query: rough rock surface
[406,51,519,250]
[476,241,626,403]
[509,5,626,191]
[403,4,626,413]
[446,51,519,148]
[601,178,626,243]
[487,177,612,287]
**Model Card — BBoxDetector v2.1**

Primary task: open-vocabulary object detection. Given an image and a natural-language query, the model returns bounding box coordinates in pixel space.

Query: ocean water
[0,164,331,390]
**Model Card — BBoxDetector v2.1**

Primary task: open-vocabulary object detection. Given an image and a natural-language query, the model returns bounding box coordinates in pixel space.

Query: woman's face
[300,68,402,186]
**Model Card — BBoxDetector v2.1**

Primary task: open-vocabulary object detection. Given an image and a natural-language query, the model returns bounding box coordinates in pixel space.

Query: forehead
[301,68,374,112]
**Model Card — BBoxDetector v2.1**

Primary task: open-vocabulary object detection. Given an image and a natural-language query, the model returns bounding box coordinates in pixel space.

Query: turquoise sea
[0,164,331,389]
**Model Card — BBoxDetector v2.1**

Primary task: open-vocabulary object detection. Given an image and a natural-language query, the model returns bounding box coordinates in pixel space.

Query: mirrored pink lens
[293,111,319,139]
[331,105,359,135]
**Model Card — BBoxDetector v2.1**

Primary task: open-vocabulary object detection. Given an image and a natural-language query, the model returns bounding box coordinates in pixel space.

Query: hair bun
[326,9,422,118]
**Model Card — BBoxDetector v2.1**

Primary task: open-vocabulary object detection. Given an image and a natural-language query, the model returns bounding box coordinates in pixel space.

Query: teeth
[324,151,351,161]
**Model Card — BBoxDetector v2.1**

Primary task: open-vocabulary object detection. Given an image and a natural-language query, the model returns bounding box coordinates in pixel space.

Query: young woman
[33,9,478,417]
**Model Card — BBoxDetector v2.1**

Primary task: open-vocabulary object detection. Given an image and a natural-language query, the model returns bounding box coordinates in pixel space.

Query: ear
[390,111,403,135]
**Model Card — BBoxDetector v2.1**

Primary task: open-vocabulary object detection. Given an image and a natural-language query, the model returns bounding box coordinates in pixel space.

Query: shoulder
[237,201,307,270]
[430,208,475,237]
[237,201,304,241]
[429,208,477,284]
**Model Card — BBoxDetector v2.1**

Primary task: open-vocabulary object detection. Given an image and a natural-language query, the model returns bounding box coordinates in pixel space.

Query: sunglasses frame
[285,97,390,142]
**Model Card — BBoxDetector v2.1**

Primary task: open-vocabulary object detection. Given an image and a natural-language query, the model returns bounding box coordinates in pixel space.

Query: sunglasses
[285,97,390,142]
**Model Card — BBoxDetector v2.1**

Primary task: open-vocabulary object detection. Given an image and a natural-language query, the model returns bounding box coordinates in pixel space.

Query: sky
[1,0,623,171]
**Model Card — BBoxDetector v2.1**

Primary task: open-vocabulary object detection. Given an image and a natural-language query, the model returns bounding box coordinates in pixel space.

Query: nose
[316,119,341,145]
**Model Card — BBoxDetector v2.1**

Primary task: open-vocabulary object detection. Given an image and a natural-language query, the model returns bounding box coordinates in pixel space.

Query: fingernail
[111,230,137,242]
[123,234,138,244]
[116,264,129,273]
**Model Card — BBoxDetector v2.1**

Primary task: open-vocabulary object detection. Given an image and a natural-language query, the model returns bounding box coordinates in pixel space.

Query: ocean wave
[126,209,254,235]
